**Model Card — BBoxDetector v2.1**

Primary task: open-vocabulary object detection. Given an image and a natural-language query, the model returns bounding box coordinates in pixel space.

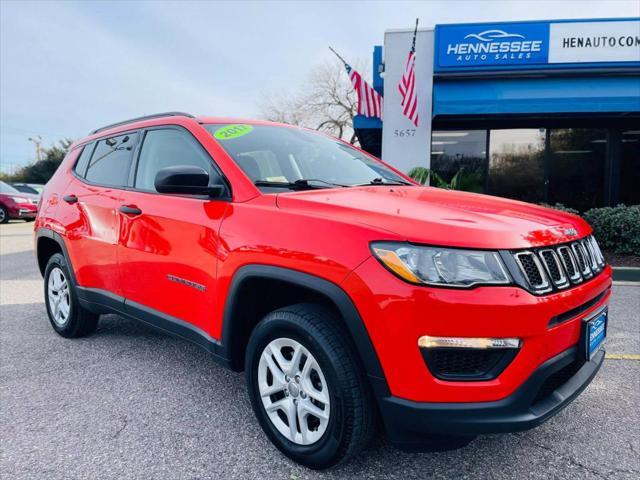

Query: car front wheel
[0,205,8,224]
[245,303,375,469]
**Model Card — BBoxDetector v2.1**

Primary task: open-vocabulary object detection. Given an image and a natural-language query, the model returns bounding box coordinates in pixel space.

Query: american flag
[345,64,383,120]
[398,20,419,127]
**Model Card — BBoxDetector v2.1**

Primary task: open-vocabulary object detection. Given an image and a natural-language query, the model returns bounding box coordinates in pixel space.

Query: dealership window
[548,129,607,211]
[488,129,546,204]
[430,130,486,192]
[620,129,640,206]
[430,125,635,211]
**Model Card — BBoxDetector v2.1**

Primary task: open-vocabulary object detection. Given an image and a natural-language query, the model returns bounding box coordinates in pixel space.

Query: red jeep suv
[34,112,611,468]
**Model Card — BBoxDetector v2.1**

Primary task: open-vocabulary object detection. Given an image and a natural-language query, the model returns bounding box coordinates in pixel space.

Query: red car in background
[0,181,38,223]
[33,113,611,469]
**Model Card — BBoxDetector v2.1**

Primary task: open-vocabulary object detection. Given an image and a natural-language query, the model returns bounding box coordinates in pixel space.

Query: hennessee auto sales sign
[435,19,640,71]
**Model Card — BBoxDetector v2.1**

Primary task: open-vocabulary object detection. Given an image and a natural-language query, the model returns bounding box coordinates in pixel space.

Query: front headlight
[10,196,28,203]
[371,242,511,288]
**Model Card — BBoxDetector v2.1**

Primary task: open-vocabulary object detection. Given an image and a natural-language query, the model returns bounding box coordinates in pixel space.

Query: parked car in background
[11,183,45,195]
[34,113,611,468]
[0,181,38,223]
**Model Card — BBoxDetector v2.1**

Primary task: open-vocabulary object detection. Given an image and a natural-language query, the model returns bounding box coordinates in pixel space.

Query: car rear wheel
[44,253,98,338]
[245,303,375,469]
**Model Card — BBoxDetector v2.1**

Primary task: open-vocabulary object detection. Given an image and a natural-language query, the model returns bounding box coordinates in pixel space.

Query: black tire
[0,205,8,224]
[245,303,375,469]
[44,253,99,338]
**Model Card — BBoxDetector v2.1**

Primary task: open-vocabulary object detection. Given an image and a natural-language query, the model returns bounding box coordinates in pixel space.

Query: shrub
[583,205,640,256]
[407,167,483,192]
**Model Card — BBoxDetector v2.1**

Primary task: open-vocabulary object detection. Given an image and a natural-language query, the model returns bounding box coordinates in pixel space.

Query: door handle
[119,205,142,216]
[63,195,78,204]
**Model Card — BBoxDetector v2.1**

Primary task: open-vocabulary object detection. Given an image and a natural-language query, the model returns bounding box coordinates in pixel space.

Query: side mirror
[154,165,225,197]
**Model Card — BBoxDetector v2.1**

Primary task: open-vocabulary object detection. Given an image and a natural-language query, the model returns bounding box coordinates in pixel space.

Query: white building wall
[381,28,434,173]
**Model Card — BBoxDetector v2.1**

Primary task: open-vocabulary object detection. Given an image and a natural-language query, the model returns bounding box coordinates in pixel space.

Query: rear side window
[73,143,94,177]
[85,133,138,187]
[134,129,215,191]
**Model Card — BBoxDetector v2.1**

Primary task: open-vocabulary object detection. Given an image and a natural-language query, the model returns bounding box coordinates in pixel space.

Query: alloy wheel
[258,337,330,445]
[47,267,71,326]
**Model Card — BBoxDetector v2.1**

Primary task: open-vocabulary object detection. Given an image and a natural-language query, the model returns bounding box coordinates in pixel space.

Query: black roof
[90,112,194,135]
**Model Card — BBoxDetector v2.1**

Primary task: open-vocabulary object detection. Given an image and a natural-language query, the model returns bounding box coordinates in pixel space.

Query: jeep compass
[34,112,611,469]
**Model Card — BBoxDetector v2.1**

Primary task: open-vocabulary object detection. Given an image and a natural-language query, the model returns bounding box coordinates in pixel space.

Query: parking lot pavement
[1,220,639,480]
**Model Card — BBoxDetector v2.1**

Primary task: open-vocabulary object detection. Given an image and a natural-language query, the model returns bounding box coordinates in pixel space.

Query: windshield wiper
[255,177,410,190]
[354,177,413,186]
[293,179,348,188]
[254,180,327,190]
[254,179,347,190]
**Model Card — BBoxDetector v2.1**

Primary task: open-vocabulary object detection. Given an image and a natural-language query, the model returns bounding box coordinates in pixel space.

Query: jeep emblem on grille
[564,228,578,237]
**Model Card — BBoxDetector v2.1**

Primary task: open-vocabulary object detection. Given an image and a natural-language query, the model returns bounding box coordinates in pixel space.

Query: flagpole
[328,46,349,68]
[412,18,419,50]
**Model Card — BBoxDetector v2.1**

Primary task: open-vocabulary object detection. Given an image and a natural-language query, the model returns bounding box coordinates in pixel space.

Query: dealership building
[355,18,640,211]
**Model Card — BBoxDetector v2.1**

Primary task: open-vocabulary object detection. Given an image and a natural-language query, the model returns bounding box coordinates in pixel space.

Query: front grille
[421,348,517,381]
[572,242,592,278]
[589,236,606,267]
[514,252,550,293]
[511,235,605,295]
[558,246,580,282]
[539,249,568,288]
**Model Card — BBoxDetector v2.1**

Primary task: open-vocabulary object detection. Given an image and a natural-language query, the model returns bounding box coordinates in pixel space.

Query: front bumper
[10,204,37,219]
[379,346,604,451]
[16,208,37,219]
[344,257,612,403]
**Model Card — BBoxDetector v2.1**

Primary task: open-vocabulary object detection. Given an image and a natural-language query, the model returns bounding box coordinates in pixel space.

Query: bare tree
[259,59,369,145]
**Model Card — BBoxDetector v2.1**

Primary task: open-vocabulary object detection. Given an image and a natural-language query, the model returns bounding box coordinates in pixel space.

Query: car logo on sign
[463,30,526,42]
[564,228,578,237]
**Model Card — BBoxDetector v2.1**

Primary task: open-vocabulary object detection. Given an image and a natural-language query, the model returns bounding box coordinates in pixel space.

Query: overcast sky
[1,0,638,172]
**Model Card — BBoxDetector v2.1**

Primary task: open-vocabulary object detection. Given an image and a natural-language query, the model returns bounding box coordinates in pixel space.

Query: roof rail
[90,112,195,135]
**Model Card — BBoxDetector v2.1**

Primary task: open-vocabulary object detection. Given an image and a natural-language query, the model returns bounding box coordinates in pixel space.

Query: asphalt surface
[1,220,639,480]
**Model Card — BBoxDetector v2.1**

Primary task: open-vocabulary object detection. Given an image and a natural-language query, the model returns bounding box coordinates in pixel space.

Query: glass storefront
[548,129,607,211]
[430,130,486,192]
[620,129,640,206]
[431,127,637,211]
[488,129,545,204]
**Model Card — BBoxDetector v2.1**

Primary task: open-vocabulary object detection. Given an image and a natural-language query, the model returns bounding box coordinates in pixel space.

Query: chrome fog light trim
[418,336,521,349]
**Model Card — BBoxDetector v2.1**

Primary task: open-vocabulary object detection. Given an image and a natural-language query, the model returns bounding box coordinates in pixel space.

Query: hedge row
[546,204,640,256]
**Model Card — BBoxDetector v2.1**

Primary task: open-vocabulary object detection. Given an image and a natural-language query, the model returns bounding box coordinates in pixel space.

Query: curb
[612,266,640,283]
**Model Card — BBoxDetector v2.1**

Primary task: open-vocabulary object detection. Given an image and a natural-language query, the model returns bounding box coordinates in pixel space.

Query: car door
[59,133,138,297]
[117,126,230,336]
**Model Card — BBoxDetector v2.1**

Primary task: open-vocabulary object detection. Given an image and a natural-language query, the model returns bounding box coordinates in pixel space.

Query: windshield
[0,181,20,194]
[12,184,40,194]
[205,124,409,190]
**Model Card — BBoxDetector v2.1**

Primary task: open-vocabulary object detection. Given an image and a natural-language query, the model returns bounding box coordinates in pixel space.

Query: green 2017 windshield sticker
[214,124,253,140]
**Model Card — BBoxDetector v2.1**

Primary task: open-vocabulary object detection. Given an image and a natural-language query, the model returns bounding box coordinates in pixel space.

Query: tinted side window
[135,129,214,191]
[85,133,138,187]
[73,143,94,178]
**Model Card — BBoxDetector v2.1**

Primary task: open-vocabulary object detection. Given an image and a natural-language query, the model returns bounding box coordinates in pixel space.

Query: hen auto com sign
[435,18,640,71]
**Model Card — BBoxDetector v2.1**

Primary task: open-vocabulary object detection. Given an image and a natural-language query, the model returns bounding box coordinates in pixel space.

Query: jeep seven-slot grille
[511,235,605,295]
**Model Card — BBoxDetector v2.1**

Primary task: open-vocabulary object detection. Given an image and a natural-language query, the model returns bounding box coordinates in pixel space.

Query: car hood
[276,186,590,250]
